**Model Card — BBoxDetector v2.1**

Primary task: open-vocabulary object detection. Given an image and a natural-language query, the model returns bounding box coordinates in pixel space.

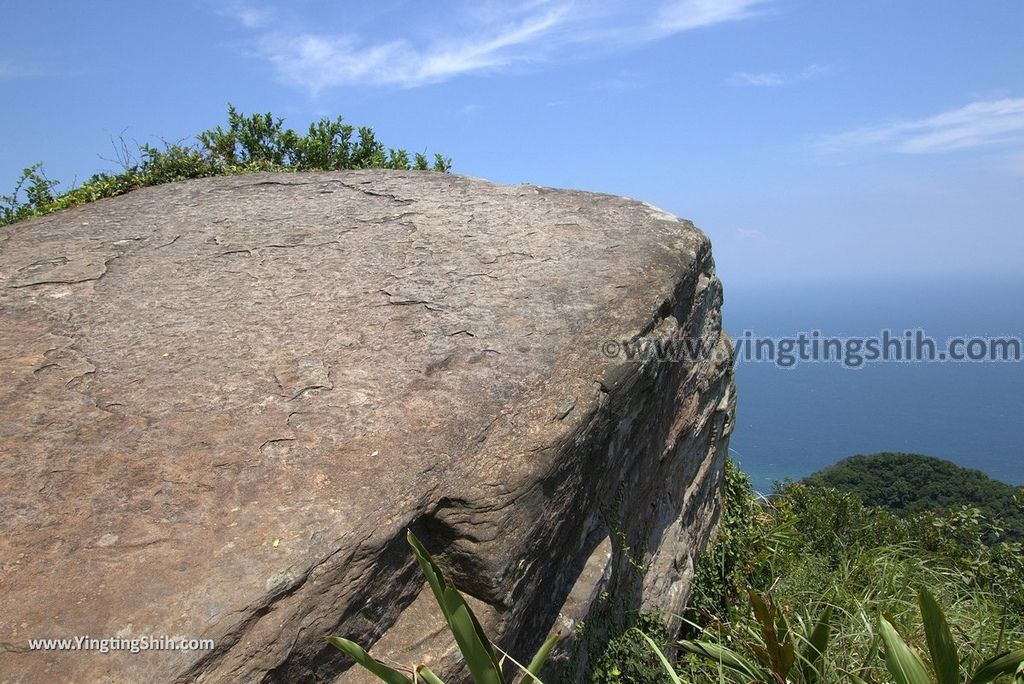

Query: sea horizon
[723,272,1024,492]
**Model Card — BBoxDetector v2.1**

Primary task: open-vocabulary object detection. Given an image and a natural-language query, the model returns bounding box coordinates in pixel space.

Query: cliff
[0,171,735,682]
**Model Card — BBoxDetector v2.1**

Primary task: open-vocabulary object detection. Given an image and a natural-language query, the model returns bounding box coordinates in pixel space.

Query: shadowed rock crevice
[0,170,734,683]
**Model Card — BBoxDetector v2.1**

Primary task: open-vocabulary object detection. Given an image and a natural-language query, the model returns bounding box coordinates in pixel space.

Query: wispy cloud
[589,69,650,94]
[216,1,272,29]
[818,97,1024,154]
[653,0,765,35]
[257,4,572,94]
[732,227,782,254]
[730,63,829,87]
[223,0,769,93]
[737,227,770,242]
[0,60,44,79]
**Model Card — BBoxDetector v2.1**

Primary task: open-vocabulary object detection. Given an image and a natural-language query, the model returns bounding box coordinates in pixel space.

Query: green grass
[668,459,1024,683]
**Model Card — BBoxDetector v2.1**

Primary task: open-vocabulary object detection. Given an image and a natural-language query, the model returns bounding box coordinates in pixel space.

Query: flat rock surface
[0,171,731,683]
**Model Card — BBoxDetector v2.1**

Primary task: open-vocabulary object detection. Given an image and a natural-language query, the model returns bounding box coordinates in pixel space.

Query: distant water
[722,274,1024,493]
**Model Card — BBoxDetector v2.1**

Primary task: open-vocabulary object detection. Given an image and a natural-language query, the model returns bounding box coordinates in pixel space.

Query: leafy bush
[1,164,59,225]
[590,612,673,684]
[1,104,452,227]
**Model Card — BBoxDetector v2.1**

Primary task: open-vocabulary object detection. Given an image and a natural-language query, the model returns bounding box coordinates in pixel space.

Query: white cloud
[737,227,767,241]
[653,0,765,35]
[589,69,650,94]
[736,227,778,246]
[818,97,1024,155]
[731,71,784,87]
[217,1,272,29]
[226,0,768,93]
[254,4,571,94]
[0,60,44,79]
[730,63,829,87]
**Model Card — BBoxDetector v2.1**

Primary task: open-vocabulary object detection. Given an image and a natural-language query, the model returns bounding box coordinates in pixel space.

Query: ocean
[721,273,1024,492]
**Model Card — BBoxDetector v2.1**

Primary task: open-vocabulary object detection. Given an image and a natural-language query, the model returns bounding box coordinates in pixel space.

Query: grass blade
[416,665,447,684]
[441,589,505,684]
[749,590,791,678]
[407,530,503,684]
[523,630,561,682]
[407,531,450,616]
[879,616,932,684]
[918,588,960,684]
[969,649,1024,684]
[327,637,412,684]
[639,631,682,684]
[679,639,764,682]
[844,670,872,684]
[801,605,833,684]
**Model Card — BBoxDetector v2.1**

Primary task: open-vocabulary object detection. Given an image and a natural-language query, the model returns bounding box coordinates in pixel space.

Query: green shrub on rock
[1,104,452,227]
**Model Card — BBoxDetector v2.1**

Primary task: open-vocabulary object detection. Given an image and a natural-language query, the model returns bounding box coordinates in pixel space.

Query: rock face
[0,171,735,683]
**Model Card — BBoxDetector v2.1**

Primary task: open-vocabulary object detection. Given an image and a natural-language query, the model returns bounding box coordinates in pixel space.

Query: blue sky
[3,0,1023,286]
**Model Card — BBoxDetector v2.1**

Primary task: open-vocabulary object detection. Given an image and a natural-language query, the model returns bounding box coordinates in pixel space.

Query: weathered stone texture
[0,171,734,683]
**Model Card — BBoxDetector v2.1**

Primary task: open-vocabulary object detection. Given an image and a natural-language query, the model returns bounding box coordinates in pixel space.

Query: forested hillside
[804,452,1023,540]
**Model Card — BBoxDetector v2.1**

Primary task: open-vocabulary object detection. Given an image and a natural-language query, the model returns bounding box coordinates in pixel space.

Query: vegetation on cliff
[664,459,1023,683]
[1,105,451,227]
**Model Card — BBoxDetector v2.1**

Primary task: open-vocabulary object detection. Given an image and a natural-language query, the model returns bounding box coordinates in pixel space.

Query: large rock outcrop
[0,171,735,683]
